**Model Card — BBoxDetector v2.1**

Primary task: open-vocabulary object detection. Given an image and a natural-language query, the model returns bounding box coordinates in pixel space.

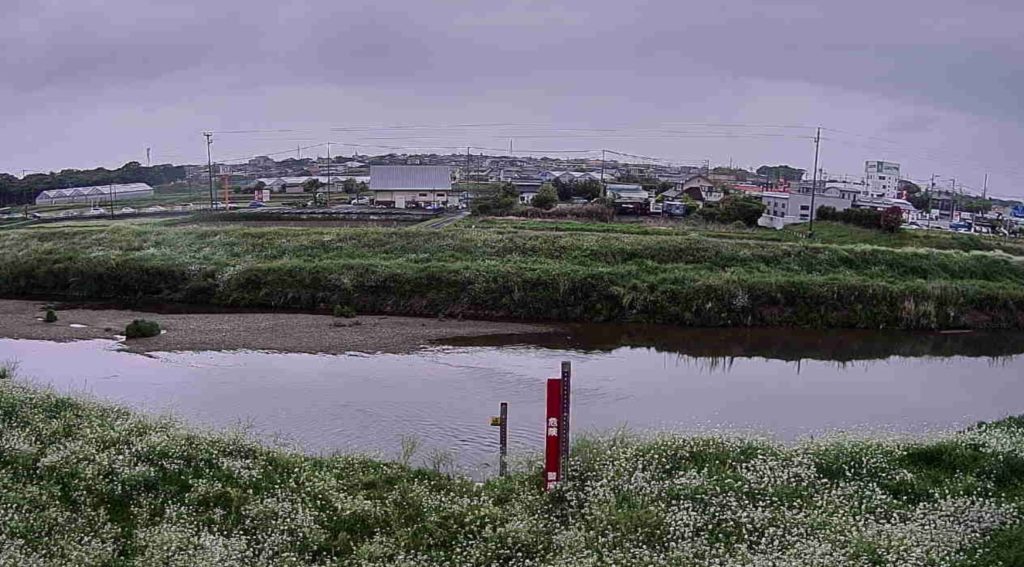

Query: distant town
[5,150,1020,235]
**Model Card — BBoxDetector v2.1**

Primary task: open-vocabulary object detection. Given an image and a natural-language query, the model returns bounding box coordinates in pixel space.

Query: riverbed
[3,317,1023,475]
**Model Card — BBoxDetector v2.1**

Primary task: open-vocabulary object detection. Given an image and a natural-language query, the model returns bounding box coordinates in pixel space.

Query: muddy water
[2,327,1023,474]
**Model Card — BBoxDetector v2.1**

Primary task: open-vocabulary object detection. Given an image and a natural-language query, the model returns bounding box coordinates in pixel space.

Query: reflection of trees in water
[664,354,885,375]
[445,326,1024,364]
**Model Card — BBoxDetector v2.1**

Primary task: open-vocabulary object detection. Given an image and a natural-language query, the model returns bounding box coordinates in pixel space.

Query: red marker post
[544,377,562,491]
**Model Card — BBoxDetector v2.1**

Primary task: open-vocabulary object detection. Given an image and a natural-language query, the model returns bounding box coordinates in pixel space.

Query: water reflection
[443,325,1024,362]
[1,331,1022,474]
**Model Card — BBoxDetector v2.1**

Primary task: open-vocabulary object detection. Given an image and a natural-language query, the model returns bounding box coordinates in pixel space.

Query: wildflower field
[1,222,1023,329]
[2,379,1023,566]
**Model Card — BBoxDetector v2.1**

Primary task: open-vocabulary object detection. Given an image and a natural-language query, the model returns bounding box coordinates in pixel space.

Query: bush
[881,206,904,233]
[43,309,57,323]
[697,195,765,226]
[817,206,884,230]
[125,319,161,339]
[472,183,519,216]
[333,304,356,318]
[531,183,558,210]
[514,203,615,222]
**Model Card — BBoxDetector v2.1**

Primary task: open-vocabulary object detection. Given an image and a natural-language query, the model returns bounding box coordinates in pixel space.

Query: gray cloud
[1,0,1022,197]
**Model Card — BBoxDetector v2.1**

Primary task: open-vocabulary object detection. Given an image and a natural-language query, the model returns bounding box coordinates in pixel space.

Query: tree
[880,206,904,233]
[697,195,765,226]
[303,178,323,193]
[342,178,359,194]
[532,183,558,210]
[552,178,573,201]
[472,183,519,216]
[756,165,805,183]
[573,179,603,201]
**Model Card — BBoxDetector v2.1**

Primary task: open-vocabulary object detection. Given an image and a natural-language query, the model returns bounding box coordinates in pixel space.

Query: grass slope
[1,380,1022,566]
[0,224,1022,328]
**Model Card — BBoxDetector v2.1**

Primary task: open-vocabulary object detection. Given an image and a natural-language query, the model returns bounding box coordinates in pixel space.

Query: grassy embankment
[1,378,1023,566]
[470,217,1024,255]
[1,222,1023,328]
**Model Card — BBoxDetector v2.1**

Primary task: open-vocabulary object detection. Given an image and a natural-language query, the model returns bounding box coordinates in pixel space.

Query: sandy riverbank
[0,299,553,354]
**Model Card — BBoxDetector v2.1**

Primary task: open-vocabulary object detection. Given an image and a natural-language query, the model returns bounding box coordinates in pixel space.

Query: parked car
[120,207,136,214]
[88,207,106,215]
[29,212,42,219]
[950,221,972,232]
[144,206,166,213]
[247,201,266,208]
[351,197,370,205]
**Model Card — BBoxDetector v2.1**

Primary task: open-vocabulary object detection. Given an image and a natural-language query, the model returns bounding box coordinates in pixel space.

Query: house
[511,181,542,204]
[538,171,615,184]
[35,183,154,205]
[369,165,456,208]
[667,174,724,203]
[606,183,651,214]
[853,197,921,221]
[758,191,854,229]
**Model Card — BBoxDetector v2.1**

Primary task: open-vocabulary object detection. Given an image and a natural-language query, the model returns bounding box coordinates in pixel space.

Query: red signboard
[544,378,562,491]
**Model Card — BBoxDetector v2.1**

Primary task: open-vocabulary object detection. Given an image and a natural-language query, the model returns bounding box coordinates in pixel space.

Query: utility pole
[927,174,935,229]
[204,132,215,207]
[807,127,821,238]
[146,147,151,167]
[508,138,513,156]
[600,149,607,198]
[982,173,988,200]
[326,141,332,208]
[946,178,954,220]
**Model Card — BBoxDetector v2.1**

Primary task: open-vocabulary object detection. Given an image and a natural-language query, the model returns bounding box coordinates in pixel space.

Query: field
[1,218,1023,329]
[1,378,1023,566]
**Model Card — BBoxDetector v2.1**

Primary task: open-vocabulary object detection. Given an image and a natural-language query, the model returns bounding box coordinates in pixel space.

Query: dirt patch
[0,300,553,354]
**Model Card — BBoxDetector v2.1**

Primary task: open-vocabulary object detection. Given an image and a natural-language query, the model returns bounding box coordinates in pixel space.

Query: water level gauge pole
[491,402,508,477]
[560,360,571,482]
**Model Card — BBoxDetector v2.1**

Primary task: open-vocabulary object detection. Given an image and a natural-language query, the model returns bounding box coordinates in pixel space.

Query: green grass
[471,217,1024,256]
[0,223,1022,329]
[1,380,1022,566]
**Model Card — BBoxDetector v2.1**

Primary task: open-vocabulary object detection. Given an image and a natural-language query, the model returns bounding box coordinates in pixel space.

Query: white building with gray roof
[369,165,455,208]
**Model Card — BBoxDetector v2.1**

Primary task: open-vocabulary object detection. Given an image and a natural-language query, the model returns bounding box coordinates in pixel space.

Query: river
[2,326,1023,475]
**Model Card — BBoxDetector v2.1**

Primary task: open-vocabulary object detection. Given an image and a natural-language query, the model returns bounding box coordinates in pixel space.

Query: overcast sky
[2,0,1022,198]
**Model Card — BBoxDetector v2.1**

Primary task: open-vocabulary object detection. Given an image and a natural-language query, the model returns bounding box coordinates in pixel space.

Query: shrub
[697,195,765,226]
[881,206,904,233]
[817,205,884,230]
[43,309,57,323]
[125,319,161,339]
[333,304,356,318]
[531,183,558,210]
[514,203,615,222]
[472,183,519,216]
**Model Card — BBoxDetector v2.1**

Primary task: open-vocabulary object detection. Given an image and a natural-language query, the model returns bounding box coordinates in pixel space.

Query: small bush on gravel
[125,319,161,339]
[43,309,57,323]
[333,304,356,318]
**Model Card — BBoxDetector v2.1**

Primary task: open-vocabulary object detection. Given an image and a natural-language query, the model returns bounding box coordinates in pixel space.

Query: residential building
[758,191,854,229]
[606,183,650,214]
[369,165,456,208]
[864,161,901,198]
[538,171,615,183]
[35,183,154,205]
[853,197,921,221]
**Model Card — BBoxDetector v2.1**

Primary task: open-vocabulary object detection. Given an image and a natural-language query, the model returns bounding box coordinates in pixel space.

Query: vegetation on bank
[471,218,1024,255]
[0,223,1022,329]
[1,379,1023,566]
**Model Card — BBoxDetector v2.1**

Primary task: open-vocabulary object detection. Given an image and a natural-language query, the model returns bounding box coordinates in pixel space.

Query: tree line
[0,162,186,207]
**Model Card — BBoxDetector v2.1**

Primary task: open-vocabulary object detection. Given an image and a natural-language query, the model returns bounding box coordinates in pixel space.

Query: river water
[2,326,1023,474]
